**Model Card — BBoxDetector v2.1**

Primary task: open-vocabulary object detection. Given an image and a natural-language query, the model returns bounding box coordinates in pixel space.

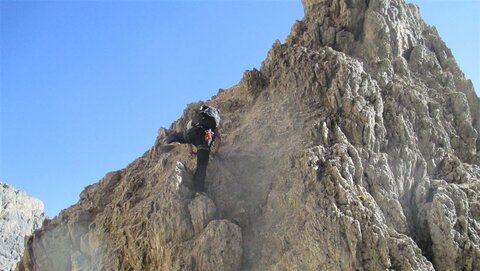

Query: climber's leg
[193,149,210,192]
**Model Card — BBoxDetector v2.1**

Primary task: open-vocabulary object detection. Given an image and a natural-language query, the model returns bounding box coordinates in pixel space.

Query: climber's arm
[212,132,221,154]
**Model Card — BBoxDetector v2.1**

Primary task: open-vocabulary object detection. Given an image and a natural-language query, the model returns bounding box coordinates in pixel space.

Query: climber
[163,104,221,194]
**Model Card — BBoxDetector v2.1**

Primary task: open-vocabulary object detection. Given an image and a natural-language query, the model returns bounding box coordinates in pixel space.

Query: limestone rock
[17,0,480,270]
[0,183,45,271]
[194,220,242,271]
[188,194,217,234]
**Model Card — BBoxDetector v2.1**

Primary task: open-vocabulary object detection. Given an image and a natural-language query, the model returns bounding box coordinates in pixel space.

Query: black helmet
[199,104,220,127]
[200,105,209,112]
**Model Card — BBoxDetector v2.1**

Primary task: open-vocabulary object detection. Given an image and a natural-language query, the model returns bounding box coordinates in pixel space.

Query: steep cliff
[0,183,45,271]
[18,0,479,270]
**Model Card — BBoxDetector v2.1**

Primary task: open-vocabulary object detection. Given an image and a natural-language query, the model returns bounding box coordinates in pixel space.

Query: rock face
[0,183,45,271]
[18,0,479,270]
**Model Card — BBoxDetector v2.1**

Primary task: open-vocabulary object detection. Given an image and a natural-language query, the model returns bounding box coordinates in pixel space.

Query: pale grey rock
[0,183,45,271]
[188,194,217,234]
[194,220,242,271]
[71,251,90,271]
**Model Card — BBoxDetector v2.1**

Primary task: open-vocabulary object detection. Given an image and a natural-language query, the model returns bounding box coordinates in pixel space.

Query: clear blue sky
[1,0,478,218]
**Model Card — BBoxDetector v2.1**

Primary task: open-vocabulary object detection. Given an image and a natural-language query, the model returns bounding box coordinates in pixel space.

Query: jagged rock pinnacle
[0,183,45,271]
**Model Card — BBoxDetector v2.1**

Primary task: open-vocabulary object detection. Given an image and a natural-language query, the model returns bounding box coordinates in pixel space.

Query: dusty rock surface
[0,183,45,271]
[18,0,479,270]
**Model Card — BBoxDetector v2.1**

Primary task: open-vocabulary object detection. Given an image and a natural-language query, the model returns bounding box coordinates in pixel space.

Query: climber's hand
[188,144,196,156]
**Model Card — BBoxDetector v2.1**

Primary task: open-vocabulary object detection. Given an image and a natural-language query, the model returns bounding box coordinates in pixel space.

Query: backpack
[193,105,220,130]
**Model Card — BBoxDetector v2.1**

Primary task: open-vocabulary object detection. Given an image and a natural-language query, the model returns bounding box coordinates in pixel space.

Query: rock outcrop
[0,183,45,271]
[18,0,479,270]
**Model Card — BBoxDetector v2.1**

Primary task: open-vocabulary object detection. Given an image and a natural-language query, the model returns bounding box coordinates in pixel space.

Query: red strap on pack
[204,129,213,145]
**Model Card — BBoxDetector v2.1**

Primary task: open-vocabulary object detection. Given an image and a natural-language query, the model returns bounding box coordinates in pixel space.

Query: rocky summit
[0,183,45,271]
[17,0,479,270]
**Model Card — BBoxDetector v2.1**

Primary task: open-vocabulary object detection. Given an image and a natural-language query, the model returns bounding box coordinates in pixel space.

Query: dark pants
[166,127,211,192]
[193,149,209,192]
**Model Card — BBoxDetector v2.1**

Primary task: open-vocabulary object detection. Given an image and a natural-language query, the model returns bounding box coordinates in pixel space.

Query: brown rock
[17,0,480,270]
